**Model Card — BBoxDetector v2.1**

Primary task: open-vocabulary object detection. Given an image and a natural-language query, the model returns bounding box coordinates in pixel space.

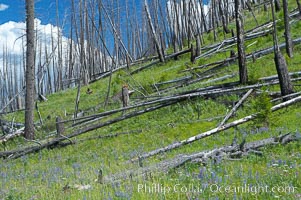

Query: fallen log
[56,129,143,148]
[198,38,301,78]
[154,38,301,96]
[0,108,25,116]
[0,119,24,129]
[198,9,299,56]
[183,37,301,78]
[129,95,301,162]
[104,132,300,183]
[0,127,24,144]
[71,80,264,126]
[130,49,192,75]
[154,75,193,87]
[0,101,179,159]
[130,60,160,75]
[62,76,301,127]
[259,71,301,82]
[196,29,272,59]
[0,88,25,114]
[271,91,301,102]
[218,89,254,128]
[2,78,299,159]
[181,57,236,72]
[158,74,215,94]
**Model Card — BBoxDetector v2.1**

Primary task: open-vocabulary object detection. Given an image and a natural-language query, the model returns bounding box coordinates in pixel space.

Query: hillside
[1,1,301,200]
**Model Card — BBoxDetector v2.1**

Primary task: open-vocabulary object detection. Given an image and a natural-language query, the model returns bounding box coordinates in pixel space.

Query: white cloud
[0,3,9,11]
[0,19,74,94]
[0,21,26,54]
[0,19,68,55]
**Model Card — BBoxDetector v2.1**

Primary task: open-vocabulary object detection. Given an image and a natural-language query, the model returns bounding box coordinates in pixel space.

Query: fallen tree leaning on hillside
[0,101,179,159]
[129,95,301,163]
[103,132,301,183]
[217,89,254,128]
[155,38,301,95]
[195,38,301,77]
[0,128,24,144]
[63,77,297,127]
[1,76,301,146]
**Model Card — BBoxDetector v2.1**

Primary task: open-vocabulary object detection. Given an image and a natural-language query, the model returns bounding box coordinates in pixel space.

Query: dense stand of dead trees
[0,0,300,139]
[1,0,299,113]
[0,0,246,111]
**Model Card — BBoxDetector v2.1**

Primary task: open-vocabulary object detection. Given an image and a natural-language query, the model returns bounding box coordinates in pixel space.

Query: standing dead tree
[235,0,248,84]
[283,0,293,57]
[297,0,301,15]
[24,0,35,140]
[270,0,294,99]
[144,0,165,62]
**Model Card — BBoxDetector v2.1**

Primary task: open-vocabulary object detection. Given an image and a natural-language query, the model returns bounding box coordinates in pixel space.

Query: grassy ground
[1,2,301,200]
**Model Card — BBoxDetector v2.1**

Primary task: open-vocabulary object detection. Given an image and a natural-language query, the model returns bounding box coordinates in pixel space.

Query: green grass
[1,2,301,200]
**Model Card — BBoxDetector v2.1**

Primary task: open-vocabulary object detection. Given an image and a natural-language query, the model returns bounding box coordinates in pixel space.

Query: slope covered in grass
[1,2,301,200]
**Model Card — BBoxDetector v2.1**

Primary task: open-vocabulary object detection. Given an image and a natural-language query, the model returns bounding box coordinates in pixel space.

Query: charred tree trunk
[275,0,281,12]
[199,0,208,33]
[297,0,301,15]
[274,51,294,98]
[144,0,165,62]
[270,0,294,99]
[219,0,230,34]
[24,0,35,140]
[195,35,201,57]
[190,44,196,63]
[211,0,218,41]
[283,0,293,57]
[235,0,248,84]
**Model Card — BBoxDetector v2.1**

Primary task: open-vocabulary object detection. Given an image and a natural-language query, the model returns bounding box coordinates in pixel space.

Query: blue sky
[0,0,70,25]
[0,0,143,39]
[1,0,208,32]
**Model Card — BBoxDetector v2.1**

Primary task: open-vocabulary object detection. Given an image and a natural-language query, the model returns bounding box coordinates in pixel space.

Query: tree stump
[56,116,65,136]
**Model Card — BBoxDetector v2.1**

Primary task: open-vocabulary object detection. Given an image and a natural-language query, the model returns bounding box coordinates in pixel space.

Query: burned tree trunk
[283,0,293,57]
[270,0,294,98]
[219,0,230,34]
[190,44,196,63]
[195,35,201,57]
[122,85,130,107]
[274,51,294,97]
[24,0,35,140]
[56,116,64,136]
[275,0,281,12]
[199,0,208,33]
[235,0,248,84]
[144,0,165,62]
[297,0,301,15]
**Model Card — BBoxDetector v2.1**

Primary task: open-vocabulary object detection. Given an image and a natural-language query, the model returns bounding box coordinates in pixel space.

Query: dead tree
[245,1,259,27]
[144,0,165,62]
[199,0,208,33]
[24,0,35,140]
[235,0,248,84]
[218,0,230,34]
[270,0,294,98]
[211,0,218,41]
[122,85,130,107]
[195,35,201,57]
[190,44,196,63]
[297,0,301,15]
[56,116,64,136]
[129,95,301,162]
[274,0,281,12]
[283,0,293,57]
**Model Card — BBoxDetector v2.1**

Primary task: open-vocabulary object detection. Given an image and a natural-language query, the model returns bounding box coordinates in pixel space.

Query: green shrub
[251,92,272,127]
